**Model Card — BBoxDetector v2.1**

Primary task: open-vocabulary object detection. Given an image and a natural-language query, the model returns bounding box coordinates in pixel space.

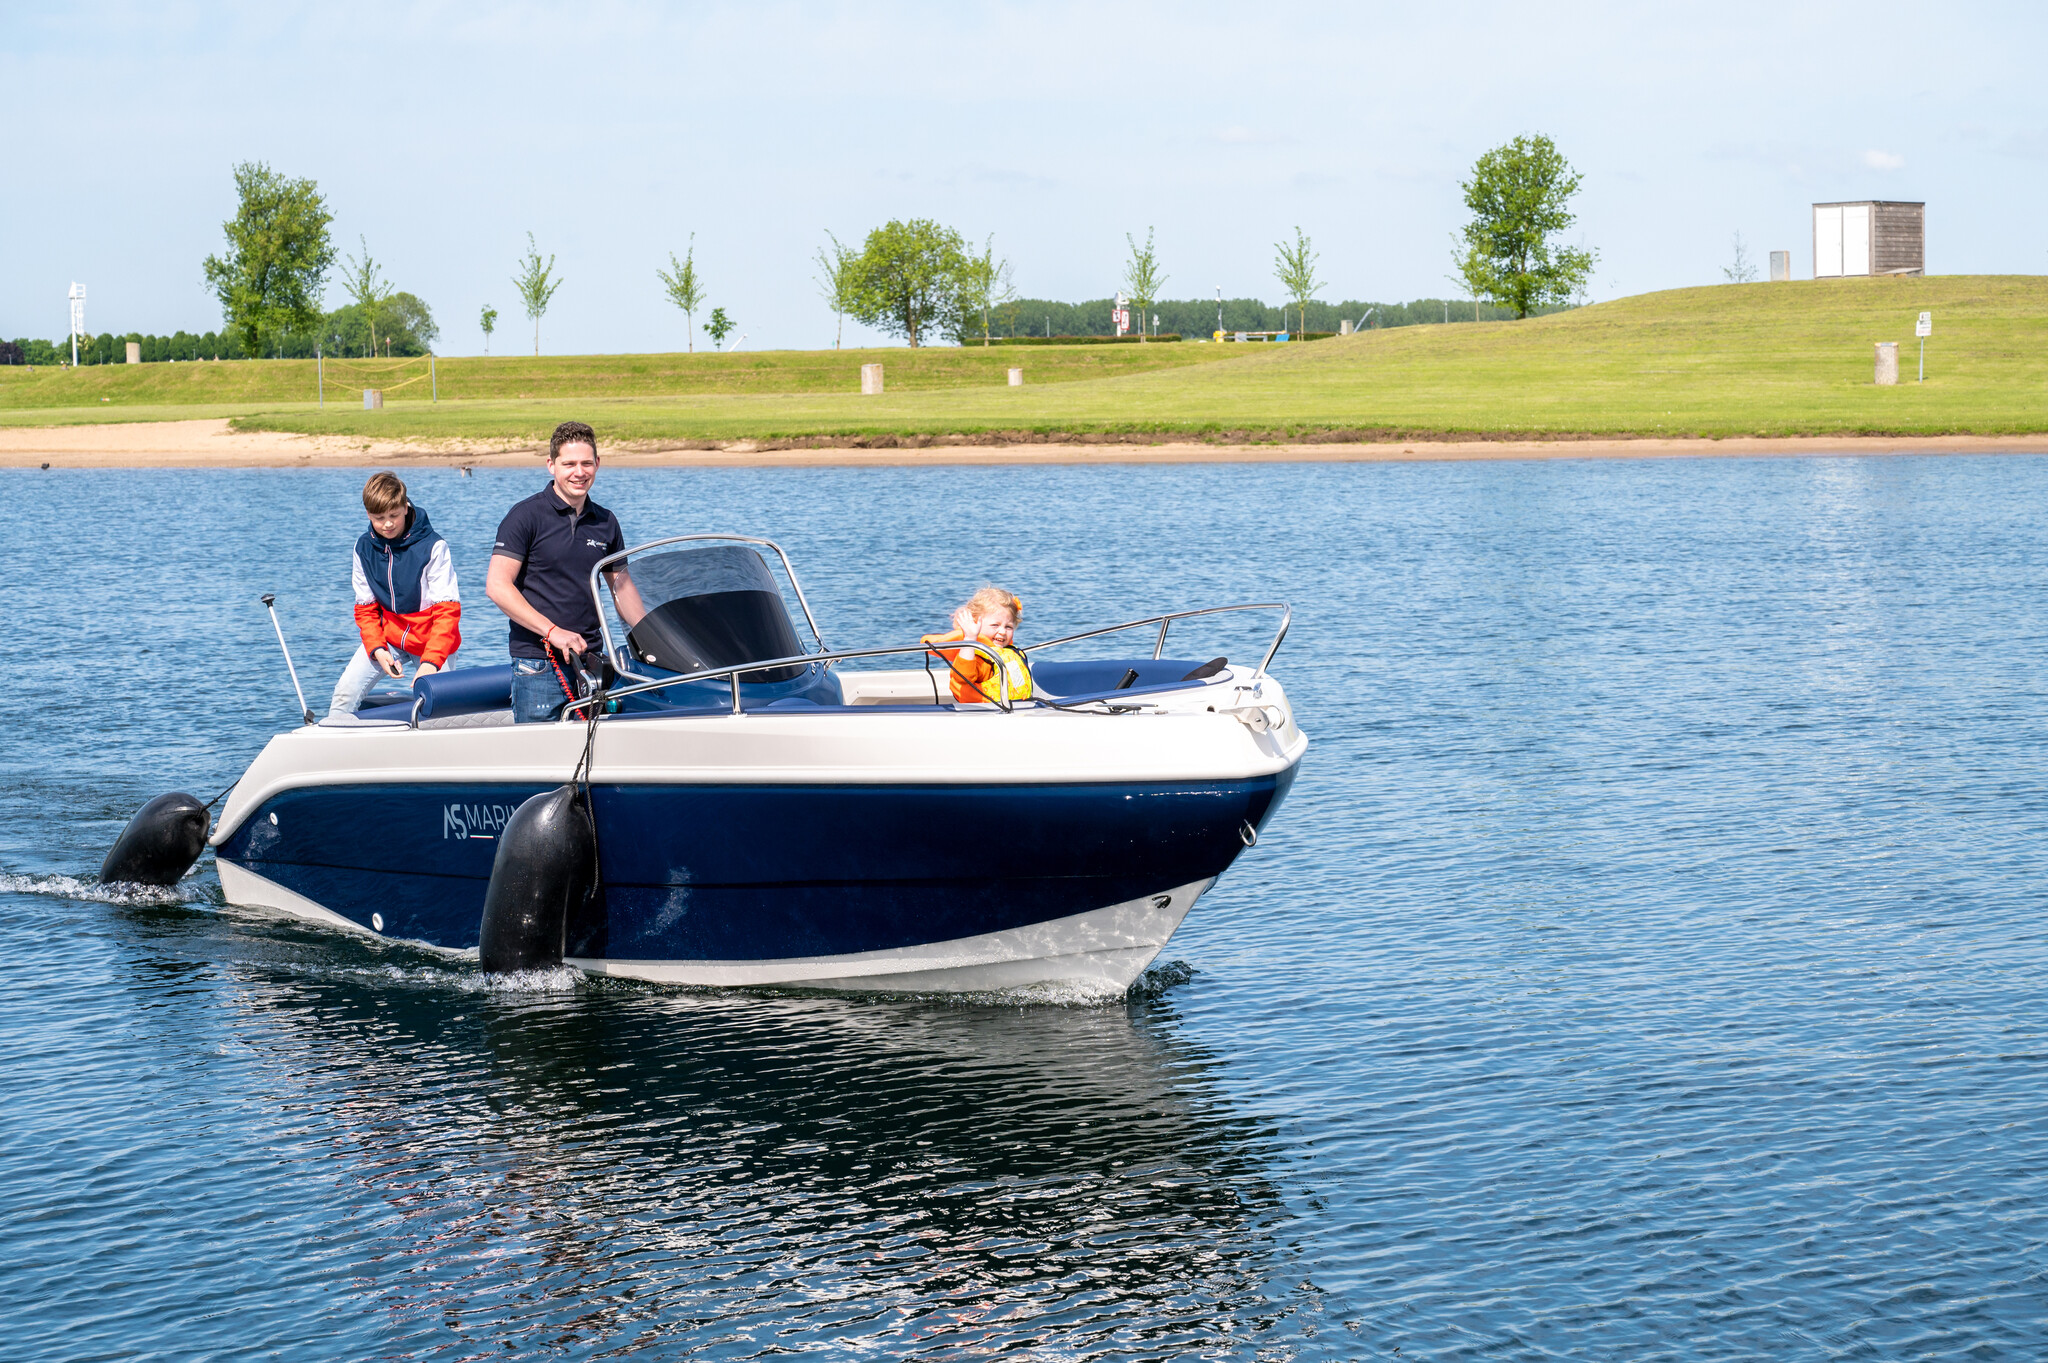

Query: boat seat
[410,664,517,720]
[1030,658,1221,697]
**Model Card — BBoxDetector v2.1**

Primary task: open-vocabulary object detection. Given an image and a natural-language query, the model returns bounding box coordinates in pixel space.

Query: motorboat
[203,536,1307,994]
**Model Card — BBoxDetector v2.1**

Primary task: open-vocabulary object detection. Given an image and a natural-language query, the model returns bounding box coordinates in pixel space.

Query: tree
[479,304,498,354]
[705,307,734,349]
[337,236,394,357]
[513,232,561,356]
[955,235,1016,346]
[381,293,439,351]
[200,161,335,358]
[1453,133,1597,319]
[1122,228,1167,341]
[812,231,858,350]
[1273,227,1322,337]
[656,236,707,353]
[1723,231,1759,283]
[844,218,969,348]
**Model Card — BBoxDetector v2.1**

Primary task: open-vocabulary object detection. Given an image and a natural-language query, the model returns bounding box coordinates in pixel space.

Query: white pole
[317,346,323,406]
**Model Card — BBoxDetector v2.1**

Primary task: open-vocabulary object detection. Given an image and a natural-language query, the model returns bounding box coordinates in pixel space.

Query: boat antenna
[261,593,317,725]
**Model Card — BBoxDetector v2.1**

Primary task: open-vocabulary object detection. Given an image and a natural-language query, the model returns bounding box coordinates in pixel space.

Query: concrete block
[364,389,384,410]
[1770,250,1791,282]
[1007,368,1024,387]
[1338,320,1353,335]
[1874,342,1899,386]
[860,363,883,396]
[124,342,141,364]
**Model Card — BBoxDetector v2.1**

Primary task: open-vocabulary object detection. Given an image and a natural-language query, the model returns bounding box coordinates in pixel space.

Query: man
[487,420,650,723]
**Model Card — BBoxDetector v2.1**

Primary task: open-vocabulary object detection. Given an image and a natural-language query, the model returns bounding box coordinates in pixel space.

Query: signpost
[1915,311,1932,383]
[1113,293,1130,337]
[68,283,85,366]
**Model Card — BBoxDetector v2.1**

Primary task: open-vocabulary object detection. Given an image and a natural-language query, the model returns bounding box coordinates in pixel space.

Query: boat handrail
[584,534,829,684]
[561,638,1019,718]
[1024,602,1292,678]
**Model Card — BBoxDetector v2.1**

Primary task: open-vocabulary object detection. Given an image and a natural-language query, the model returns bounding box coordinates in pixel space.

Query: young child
[327,471,462,718]
[921,586,1033,705]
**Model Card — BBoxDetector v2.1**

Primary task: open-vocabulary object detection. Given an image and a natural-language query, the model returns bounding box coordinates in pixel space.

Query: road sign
[1916,311,1932,337]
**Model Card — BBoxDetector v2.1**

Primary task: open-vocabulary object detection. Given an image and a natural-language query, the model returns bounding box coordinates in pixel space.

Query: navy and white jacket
[352,507,462,666]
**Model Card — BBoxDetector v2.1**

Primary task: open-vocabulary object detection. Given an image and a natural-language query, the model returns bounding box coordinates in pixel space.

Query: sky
[4,1,2043,354]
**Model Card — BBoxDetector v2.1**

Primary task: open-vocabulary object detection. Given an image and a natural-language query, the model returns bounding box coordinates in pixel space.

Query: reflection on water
[11,457,2048,1358]
[22,899,1300,1358]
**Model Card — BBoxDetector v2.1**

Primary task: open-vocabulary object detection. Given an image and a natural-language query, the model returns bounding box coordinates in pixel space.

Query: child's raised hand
[950,605,978,639]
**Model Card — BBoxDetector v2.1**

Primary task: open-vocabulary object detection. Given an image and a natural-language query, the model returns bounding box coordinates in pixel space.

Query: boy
[327,471,462,718]
[921,586,1033,705]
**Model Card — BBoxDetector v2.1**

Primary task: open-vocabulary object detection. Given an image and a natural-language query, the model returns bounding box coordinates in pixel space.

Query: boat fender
[100,792,209,886]
[477,784,596,972]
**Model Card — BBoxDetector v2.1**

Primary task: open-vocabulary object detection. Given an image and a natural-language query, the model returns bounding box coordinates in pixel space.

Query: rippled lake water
[7,454,2048,1359]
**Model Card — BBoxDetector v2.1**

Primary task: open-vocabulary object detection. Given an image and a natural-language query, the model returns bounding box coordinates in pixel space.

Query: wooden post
[1874,342,1899,386]
[860,363,884,396]
[364,390,384,410]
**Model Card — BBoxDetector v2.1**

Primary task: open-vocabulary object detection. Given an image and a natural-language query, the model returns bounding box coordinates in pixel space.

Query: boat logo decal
[444,802,517,840]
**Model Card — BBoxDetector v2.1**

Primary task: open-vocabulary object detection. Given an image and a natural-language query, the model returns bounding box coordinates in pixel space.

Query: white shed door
[1814,206,1843,277]
[1842,204,1872,275]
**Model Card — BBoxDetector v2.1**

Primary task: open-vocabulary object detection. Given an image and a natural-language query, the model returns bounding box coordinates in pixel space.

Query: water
[7,455,2048,1359]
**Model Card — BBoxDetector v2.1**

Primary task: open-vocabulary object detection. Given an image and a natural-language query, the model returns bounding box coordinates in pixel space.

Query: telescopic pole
[261,593,316,725]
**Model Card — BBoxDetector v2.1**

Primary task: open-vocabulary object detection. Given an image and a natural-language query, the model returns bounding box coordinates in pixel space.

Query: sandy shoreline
[2,418,2044,469]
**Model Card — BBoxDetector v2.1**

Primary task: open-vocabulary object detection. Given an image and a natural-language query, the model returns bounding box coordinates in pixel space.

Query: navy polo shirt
[492,484,627,658]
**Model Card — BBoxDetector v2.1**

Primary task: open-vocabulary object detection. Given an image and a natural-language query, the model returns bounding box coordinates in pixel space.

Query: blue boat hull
[214,769,1296,963]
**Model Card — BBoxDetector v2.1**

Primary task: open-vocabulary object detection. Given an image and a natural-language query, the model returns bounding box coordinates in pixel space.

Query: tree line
[2,133,1594,364]
[2,294,440,367]
[994,296,1563,339]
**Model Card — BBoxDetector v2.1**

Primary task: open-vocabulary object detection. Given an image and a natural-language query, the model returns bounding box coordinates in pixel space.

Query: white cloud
[1863,148,1906,170]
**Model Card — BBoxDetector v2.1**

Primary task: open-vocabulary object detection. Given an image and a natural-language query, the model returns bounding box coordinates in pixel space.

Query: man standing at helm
[487,420,651,723]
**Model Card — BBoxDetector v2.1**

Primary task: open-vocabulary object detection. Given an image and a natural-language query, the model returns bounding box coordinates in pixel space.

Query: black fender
[100,793,209,886]
[477,784,597,972]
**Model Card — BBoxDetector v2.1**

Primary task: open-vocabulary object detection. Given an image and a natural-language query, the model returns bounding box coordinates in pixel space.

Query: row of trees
[983,296,1562,339]
[2,291,440,366]
[8,134,1593,364]
[752,134,1589,351]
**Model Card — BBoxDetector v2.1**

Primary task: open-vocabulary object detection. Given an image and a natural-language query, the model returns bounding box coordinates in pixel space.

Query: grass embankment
[0,343,1231,429]
[5,276,2044,443]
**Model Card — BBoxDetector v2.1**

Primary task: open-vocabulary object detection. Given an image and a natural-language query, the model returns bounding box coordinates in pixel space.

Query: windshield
[621,545,807,683]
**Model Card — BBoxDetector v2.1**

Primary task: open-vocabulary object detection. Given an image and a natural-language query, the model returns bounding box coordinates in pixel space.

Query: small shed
[1813,201,1923,278]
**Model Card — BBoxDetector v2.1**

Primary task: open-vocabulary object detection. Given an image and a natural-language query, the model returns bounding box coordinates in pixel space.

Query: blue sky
[4,2,2041,354]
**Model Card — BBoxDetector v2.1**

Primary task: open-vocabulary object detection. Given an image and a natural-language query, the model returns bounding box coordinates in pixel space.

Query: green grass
[7,276,2045,442]
[0,341,1229,423]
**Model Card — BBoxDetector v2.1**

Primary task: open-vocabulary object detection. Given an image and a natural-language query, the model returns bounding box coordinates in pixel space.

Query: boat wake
[0,870,201,908]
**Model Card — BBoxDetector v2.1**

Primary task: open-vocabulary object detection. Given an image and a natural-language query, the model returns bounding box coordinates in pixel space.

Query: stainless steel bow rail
[559,639,1018,719]
[586,534,828,684]
[1025,602,1292,678]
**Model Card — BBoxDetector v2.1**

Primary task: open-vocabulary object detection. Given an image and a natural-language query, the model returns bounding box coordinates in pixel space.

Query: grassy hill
[0,341,1231,423]
[5,275,2044,443]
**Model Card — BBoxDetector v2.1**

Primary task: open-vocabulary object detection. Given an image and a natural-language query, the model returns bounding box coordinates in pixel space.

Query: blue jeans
[511,657,571,724]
